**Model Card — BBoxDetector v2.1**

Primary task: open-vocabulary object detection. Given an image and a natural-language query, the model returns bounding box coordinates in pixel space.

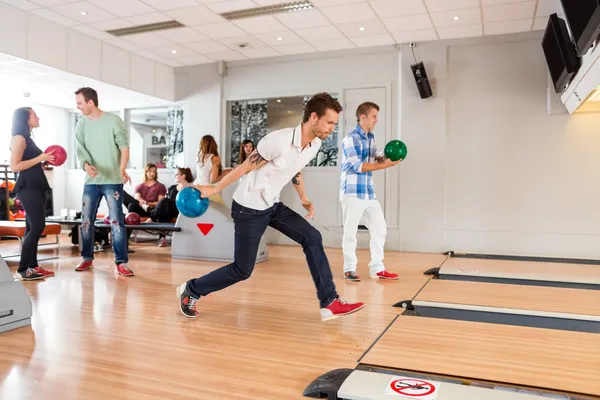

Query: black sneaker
[17,268,45,281]
[345,271,361,282]
[176,283,199,318]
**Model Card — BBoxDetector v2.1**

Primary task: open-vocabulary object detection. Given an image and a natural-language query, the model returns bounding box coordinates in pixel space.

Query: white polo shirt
[233,124,321,210]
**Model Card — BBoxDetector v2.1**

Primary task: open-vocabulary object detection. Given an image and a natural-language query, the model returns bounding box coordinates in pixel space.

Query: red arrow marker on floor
[197,223,214,236]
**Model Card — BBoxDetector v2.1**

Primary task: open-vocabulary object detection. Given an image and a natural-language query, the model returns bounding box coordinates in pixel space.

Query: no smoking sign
[384,376,438,399]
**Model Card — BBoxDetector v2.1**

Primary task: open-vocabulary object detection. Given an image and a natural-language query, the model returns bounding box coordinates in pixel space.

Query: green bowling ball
[384,140,407,161]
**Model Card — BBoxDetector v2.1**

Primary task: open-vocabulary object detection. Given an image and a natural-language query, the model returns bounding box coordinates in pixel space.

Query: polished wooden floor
[0,236,445,400]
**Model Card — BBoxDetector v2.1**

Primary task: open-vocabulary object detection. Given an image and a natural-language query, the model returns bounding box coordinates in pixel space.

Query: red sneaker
[320,298,366,321]
[370,270,399,280]
[116,263,134,277]
[75,260,93,272]
[33,265,55,277]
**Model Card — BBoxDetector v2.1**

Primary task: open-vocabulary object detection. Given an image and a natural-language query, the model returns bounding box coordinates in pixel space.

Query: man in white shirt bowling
[177,92,365,322]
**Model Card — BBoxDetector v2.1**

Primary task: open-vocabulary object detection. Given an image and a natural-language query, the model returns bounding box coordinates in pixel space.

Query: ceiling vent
[106,20,185,37]
[220,0,313,20]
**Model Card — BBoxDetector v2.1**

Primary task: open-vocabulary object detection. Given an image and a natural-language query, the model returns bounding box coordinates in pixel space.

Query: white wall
[222,48,400,246]
[397,32,600,259]
[172,32,600,259]
[175,63,223,173]
[0,102,70,216]
[0,2,175,102]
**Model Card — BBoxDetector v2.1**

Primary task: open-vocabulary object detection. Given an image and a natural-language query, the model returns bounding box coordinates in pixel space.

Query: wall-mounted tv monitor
[542,13,580,93]
[560,0,600,56]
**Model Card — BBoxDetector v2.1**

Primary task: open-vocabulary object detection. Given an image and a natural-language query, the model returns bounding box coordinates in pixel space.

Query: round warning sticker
[384,377,438,399]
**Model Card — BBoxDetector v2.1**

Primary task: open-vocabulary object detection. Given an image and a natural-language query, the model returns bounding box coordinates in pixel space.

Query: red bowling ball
[45,145,67,167]
[125,212,141,225]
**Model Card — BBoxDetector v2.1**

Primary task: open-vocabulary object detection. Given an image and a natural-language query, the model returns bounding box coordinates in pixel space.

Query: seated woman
[194,135,231,205]
[150,167,193,247]
[128,163,167,218]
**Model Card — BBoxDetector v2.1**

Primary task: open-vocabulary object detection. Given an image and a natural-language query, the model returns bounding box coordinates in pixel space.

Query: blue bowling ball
[176,186,209,218]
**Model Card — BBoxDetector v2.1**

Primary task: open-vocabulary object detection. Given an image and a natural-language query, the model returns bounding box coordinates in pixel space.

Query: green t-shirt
[75,112,129,185]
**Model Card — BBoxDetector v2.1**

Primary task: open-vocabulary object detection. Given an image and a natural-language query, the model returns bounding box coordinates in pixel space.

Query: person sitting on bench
[127,163,167,218]
[150,167,193,247]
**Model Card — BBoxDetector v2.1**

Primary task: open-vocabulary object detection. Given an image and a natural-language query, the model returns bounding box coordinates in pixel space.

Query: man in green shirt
[73,87,134,277]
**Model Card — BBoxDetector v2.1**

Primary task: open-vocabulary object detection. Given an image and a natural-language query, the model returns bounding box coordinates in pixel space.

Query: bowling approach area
[2,237,599,399]
[303,253,600,400]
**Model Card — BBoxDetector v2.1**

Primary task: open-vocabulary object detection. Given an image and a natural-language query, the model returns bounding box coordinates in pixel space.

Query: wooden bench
[0,221,61,261]
[361,315,600,398]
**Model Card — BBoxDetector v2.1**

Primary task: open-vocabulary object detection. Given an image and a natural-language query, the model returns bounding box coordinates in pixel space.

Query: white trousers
[341,196,386,274]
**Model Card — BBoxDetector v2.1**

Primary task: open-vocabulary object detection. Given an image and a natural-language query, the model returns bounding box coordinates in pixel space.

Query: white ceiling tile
[392,29,438,43]
[30,0,76,5]
[155,27,208,43]
[310,0,365,6]
[161,58,186,67]
[0,53,22,63]
[105,37,141,51]
[254,30,305,46]
[184,39,231,53]
[253,0,295,4]
[335,19,388,37]
[535,0,564,17]
[93,0,155,17]
[124,32,174,48]
[51,1,117,23]
[2,0,39,10]
[164,5,225,26]
[311,38,355,51]
[294,25,344,41]
[152,44,197,58]
[238,47,281,58]
[275,9,330,29]
[138,0,198,10]
[205,50,247,61]
[175,53,213,65]
[483,1,535,22]
[194,22,248,39]
[482,0,527,5]
[436,23,482,39]
[31,8,78,26]
[350,33,395,47]
[370,0,426,18]
[532,16,549,31]
[134,48,166,61]
[206,0,258,13]
[320,3,377,24]
[382,14,432,33]
[91,19,135,31]
[484,18,532,35]
[424,0,479,12]
[127,12,170,25]
[71,25,114,40]
[233,15,289,34]
[430,8,480,28]
[219,35,268,50]
[271,42,317,55]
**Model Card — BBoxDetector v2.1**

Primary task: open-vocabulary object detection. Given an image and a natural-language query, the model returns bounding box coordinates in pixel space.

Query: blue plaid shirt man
[340,124,379,201]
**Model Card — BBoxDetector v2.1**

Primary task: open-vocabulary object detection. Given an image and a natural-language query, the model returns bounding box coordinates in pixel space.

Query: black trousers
[187,201,338,308]
[16,189,47,272]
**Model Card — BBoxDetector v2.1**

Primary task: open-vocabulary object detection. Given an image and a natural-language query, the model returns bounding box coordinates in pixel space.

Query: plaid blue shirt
[340,124,378,201]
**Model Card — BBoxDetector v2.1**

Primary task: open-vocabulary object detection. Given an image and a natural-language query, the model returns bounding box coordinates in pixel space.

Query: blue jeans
[187,201,338,308]
[81,184,128,264]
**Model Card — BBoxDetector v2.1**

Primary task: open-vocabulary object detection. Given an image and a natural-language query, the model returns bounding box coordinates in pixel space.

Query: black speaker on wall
[411,61,433,99]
